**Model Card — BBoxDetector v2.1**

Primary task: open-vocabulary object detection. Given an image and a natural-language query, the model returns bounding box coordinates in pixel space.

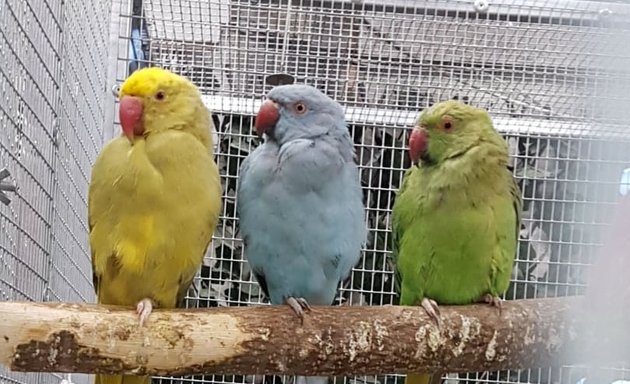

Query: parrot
[88,67,222,384]
[237,84,366,384]
[391,100,522,384]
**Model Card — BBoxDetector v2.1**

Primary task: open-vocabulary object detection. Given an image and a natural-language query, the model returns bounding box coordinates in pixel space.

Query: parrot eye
[155,91,166,101]
[293,102,307,114]
[441,116,454,131]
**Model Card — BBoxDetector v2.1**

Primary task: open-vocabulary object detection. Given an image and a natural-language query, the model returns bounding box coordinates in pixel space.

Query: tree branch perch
[0,297,622,376]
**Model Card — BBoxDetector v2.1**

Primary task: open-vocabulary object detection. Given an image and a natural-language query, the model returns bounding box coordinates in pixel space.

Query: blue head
[254,84,347,145]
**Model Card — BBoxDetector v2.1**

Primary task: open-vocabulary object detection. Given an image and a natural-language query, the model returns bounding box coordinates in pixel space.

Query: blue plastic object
[620,167,630,196]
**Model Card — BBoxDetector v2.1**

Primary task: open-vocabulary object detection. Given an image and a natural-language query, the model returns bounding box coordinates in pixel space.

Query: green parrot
[391,100,522,384]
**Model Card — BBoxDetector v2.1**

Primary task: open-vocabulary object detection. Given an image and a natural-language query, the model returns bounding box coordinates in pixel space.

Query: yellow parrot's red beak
[119,96,145,143]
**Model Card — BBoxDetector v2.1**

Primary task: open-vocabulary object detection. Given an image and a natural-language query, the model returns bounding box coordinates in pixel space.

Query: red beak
[409,127,428,165]
[255,100,280,137]
[119,96,145,143]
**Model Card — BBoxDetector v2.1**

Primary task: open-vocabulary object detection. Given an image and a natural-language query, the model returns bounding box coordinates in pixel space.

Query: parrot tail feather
[94,374,150,384]
[404,373,442,384]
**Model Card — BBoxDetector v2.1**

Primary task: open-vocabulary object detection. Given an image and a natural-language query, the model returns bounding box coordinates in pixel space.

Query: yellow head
[118,67,212,149]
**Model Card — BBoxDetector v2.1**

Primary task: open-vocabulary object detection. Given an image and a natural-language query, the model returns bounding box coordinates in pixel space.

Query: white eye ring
[294,103,307,114]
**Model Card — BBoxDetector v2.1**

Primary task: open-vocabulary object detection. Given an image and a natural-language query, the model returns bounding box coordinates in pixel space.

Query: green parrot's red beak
[409,126,428,166]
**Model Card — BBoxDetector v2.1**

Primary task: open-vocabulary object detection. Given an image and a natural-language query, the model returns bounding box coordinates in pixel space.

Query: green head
[408,100,503,166]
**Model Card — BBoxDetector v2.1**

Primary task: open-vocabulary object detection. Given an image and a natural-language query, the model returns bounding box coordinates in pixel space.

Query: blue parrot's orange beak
[255,99,280,137]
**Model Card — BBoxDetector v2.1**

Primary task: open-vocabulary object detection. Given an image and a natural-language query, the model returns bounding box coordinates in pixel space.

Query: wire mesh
[0,0,112,383]
[110,1,630,384]
[1,0,629,383]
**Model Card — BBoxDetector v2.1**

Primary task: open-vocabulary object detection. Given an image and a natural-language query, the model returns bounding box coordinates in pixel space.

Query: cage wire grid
[0,0,111,383]
[1,0,630,383]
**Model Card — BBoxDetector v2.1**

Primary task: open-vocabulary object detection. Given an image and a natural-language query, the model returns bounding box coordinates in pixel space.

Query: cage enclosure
[1,0,630,384]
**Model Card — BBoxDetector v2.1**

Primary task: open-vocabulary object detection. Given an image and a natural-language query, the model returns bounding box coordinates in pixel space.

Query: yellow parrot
[88,67,222,384]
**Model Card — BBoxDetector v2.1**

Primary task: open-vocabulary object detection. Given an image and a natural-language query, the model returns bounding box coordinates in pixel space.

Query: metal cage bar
[0,0,113,383]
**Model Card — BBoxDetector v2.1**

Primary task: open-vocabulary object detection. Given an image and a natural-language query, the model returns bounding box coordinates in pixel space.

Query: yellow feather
[89,68,222,383]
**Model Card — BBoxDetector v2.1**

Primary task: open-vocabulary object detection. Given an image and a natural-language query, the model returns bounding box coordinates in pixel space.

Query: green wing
[488,168,523,296]
[390,166,415,297]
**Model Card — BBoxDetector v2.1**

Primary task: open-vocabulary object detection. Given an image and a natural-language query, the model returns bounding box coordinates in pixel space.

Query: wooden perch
[0,297,623,376]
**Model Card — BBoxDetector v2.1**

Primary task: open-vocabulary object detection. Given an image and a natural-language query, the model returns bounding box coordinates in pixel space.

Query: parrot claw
[136,298,154,327]
[286,296,312,324]
[420,298,441,327]
[482,294,503,315]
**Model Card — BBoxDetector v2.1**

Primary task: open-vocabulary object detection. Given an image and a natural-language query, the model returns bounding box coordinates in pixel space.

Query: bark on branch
[0,297,622,376]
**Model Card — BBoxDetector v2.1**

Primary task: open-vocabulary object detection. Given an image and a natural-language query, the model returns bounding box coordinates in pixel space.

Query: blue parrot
[237,84,366,384]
